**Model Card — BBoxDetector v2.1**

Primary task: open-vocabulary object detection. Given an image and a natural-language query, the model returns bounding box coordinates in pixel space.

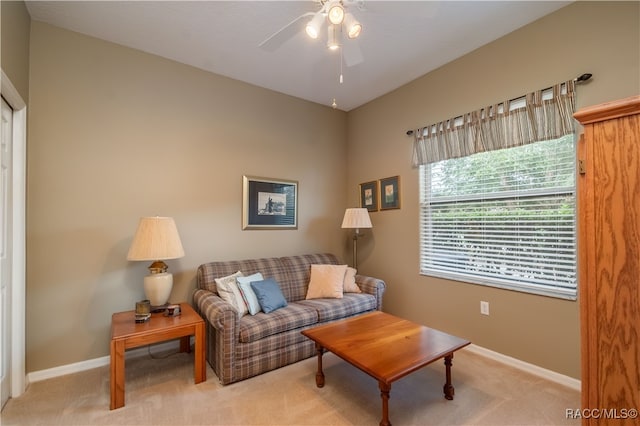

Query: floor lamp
[341,208,372,269]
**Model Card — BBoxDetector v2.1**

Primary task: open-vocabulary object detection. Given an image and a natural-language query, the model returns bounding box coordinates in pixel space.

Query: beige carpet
[1,347,580,425]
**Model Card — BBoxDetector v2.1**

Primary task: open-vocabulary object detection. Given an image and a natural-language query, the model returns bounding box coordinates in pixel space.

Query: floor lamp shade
[341,208,372,230]
[127,217,185,307]
[341,208,372,269]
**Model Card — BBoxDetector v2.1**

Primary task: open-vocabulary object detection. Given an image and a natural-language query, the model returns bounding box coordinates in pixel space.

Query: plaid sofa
[193,253,386,385]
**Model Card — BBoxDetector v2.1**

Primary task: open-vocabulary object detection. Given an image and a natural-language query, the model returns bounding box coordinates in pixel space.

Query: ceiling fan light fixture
[305,12,324,39]
[327,24,341,51]
[344,13,362,39]
[327,1,345,25]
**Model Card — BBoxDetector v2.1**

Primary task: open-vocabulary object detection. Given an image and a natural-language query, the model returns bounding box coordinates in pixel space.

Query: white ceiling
[25,1,571,111]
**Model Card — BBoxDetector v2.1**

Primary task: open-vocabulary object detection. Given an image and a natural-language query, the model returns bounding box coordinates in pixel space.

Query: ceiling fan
[258,0,365,67]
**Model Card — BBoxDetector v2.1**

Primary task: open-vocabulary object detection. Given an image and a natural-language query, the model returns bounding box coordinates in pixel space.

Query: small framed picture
[242,176,298,229]
[379,176,401,210]
[359,180,379,212]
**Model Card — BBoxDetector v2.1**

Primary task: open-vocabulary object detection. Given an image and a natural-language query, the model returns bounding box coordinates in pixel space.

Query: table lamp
[127,216,185,310]
[341,208,372,269]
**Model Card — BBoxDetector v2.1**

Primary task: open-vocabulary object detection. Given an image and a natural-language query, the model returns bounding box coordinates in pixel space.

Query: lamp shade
[341,208,372,229]
[127,216,185,261]
[344,13,362,39]
[305,12,324,39]
[327,1,345,25]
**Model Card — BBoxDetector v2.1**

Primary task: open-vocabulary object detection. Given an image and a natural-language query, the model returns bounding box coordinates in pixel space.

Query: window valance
[412,80,576,166]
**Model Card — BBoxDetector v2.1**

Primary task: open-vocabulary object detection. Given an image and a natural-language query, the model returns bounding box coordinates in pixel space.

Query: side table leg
[315,344,325,388]
[443,353,455,400]
[194,322,206,384]
[180,335,191,353]
[379,381,392,426]
[110,339,125,410]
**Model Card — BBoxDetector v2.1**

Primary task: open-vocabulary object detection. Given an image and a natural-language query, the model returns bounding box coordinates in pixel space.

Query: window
[419,134,577,299]
[413,81,577,299]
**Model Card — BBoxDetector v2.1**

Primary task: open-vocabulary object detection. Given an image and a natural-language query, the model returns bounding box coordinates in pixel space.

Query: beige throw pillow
[305,264,347,299]
[215,271,248,317]
[343,267,361,293]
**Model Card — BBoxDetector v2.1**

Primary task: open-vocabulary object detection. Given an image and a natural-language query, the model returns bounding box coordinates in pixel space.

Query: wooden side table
[110,302,206,409]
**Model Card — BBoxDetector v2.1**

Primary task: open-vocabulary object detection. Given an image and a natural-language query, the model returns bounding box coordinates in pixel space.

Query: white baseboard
[27,340,181,384]
[464,344,581,391]
[27,341,581,393]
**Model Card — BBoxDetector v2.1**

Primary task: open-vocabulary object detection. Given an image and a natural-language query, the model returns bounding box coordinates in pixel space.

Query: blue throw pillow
[250,278,287,314]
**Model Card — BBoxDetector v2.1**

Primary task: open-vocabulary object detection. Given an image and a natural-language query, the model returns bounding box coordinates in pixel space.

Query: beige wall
[346,1,639,379]
[23,2,640,378]
[27,22,348,372]
[1,0,31,100]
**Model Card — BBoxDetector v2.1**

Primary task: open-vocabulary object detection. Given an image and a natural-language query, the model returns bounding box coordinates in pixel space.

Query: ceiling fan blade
[259,12,315,52]
[343,40,363,67]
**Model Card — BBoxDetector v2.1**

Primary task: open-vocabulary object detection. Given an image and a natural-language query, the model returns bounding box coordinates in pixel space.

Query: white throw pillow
[343,267,361,293]
[215,271,248,317]
[305,264,347,299]
[237,273,264,315]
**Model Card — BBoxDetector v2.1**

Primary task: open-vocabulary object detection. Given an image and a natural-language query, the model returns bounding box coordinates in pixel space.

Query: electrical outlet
[480,301,490,315]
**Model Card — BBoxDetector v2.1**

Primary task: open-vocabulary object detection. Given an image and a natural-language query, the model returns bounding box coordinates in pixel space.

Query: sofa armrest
[193,289,238,330]
[355,275,386,311]
[193,289,239,384]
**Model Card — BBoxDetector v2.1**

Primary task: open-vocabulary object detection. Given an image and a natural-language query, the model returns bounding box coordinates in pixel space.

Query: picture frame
[359,180,379,212]
[242,176,298,229]
[379,176,401,210]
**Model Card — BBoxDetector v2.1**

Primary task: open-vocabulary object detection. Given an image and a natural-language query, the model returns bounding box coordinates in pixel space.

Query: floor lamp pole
[352,229,361,269]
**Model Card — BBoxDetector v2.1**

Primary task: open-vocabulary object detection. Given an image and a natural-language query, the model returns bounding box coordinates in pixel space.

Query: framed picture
[242,176,298,229]
[379,176,401,210]
[359,180,379,212]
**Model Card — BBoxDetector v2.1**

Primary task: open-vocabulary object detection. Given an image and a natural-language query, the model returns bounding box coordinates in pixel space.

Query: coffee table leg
[378,381,392,426]
[443,353,455,400]
[314,343,325,388]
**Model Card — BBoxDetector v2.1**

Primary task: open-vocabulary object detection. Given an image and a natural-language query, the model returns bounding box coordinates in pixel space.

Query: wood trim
[576,132,593,410]
[573,95,640,125]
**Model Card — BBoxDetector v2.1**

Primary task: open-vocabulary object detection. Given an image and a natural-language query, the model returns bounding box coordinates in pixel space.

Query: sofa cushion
[237,273,264,315]
[298,293,377,322]
[279,253,341,302]
[238,303,318,343]
[306,264,347,299]
[251,278,288,313]
[344,267,361,293]
[215,271,248,317]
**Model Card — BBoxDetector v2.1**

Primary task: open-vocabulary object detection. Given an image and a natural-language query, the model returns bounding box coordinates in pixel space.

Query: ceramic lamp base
[143,272,173,307]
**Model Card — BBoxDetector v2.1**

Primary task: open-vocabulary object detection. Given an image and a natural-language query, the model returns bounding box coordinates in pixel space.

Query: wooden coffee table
[301,311,470,426]
[110,302,206,409]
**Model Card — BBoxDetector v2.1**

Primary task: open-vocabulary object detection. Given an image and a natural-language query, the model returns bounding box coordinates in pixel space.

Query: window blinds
[420,135,577,299]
